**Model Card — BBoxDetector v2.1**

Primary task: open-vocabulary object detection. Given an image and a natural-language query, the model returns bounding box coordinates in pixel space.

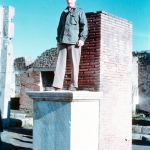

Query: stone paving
[0,110,150,150]
[1,127,32,150]
[1,128,150,150]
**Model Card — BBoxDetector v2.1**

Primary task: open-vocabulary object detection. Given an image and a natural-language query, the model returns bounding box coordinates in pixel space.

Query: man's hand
[57,42,60,53]
[77,40,84,47]
[57,42,60,48]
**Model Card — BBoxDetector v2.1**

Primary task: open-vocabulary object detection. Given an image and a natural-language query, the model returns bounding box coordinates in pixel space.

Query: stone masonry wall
[99,11,132,149]
[0,6,14,126]
[133,51,150,113]
[132,54,138,112]
[33,48,58,70]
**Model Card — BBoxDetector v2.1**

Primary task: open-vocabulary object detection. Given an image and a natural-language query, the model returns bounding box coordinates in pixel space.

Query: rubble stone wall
[132,54,138,112]
[133,51,150,113]
[33,48,58,69]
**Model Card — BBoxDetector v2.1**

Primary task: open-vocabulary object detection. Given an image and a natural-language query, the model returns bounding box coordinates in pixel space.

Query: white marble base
[27,91,100,150]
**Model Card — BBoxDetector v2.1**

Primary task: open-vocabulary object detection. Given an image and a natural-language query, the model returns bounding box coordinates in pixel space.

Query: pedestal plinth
[27,91,101,150]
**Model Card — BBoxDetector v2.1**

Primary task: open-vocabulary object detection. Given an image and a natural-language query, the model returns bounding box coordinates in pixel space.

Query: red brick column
[64,12,101,90]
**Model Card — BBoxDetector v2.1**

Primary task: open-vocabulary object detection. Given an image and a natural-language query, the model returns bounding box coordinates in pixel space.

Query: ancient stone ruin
[27,11,133,150]
[0,6,15,126]
[133,51,150,113]
[13,11,133,149]
[6,4,150,149]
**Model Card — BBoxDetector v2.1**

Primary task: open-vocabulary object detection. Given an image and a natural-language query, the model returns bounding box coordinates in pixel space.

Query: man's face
[66,0,76,8]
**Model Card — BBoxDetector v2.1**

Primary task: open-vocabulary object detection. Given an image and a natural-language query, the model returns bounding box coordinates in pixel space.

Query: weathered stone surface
[0,6,15,127]
[19,68,42,110]
[92,11,132,150]
[133,51,150,113]
[13,57,35,101]
[132,133,150,141]
[14,57,35,71]
[27,91,100,150]
[133,125,150,135]
[3,6,15,38]
[33,48,58,68]
[132,56,138,112]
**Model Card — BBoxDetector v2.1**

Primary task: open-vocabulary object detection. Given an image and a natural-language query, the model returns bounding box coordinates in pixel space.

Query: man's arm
[79,10,88,43]
[56,14,62,44]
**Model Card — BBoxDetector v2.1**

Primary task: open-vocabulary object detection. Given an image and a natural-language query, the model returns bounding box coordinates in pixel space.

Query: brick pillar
[99,11,132,149]
[64,12,101,90]
[64,11,132,149]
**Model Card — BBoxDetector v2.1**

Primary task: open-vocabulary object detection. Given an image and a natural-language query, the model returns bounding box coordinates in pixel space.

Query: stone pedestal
[27,91,101,150]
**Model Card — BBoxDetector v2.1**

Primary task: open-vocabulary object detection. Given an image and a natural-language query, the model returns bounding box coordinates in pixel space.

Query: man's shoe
[45,87,55,91]
[56,88,62,91]
[68,86,76,91]
[45,87,62,91]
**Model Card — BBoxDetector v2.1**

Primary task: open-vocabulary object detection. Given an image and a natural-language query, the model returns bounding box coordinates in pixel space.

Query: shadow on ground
[132,119,150,126]
[0,127,33,150]
[5,127,33,135]
[0,141,32,150]
[132,140,150,146]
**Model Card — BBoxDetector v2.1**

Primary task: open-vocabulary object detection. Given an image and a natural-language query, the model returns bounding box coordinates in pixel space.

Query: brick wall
[64,12,101,90]
[99,11,132,149]
[64,11,132,149]
[19,68,42,110]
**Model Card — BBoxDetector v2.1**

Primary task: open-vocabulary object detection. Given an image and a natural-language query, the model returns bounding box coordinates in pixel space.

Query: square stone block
[27,91,101,150]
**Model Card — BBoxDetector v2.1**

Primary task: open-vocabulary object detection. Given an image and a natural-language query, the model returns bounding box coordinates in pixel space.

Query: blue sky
[1,0,150,58]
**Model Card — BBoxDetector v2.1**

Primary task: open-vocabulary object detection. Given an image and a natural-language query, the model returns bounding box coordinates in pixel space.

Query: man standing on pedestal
[49,0,88,91]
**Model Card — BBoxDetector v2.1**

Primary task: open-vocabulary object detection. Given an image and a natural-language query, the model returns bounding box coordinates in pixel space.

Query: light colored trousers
[52,44,81,89]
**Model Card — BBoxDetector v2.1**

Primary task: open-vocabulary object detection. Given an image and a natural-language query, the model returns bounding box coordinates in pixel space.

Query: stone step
[10,110,32,119]
[132,124,150,142]
[10,118,33,128]
[132,125,150,135]
[132,133,150,141]
[10,110,33,128]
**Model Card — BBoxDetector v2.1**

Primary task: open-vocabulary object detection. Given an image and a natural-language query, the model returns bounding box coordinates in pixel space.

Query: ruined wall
[13,57,41,110]
[14,57,35,71]
[0,6,14,126]
[132,54,138,112]
[14,57,35,97]
[33,48,58,71]
[20,68,42,110]
[133,51,150,113]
